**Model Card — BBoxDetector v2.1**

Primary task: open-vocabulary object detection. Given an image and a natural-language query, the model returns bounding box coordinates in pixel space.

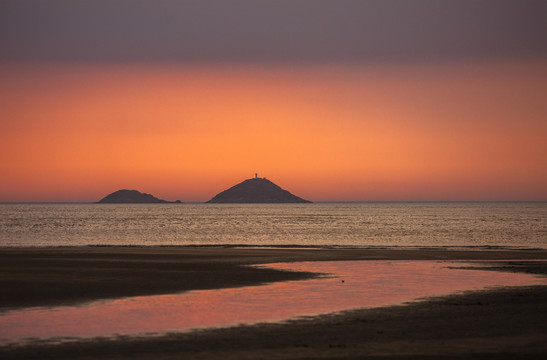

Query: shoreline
[1,247,546,359]
[2,244,546,250]
[1,247,546,310]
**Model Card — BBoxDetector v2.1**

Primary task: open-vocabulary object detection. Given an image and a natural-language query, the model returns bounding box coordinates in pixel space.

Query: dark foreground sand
[1,247,546,359]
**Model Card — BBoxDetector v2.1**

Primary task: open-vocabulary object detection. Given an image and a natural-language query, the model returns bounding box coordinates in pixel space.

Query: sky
[1,0,546,202]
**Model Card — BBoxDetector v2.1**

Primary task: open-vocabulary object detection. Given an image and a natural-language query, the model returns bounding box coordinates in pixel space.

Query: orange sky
[1,61,546,201]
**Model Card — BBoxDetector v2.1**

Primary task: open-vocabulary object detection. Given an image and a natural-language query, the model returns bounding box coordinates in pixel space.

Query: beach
[1,247,546,359]
[2,1,546,358]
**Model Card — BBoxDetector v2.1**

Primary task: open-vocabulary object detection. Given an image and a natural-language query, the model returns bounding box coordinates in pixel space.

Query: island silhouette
[207,175,311,203]
[98,190,182,204]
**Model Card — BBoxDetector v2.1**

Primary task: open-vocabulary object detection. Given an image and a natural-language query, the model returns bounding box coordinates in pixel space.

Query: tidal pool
[0,260,544,345]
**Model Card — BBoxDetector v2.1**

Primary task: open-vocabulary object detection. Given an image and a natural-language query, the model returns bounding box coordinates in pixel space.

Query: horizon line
[1,200,546,204]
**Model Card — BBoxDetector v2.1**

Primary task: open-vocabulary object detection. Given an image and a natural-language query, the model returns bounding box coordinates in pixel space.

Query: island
[97,189,182,204]
[207,176,311,203]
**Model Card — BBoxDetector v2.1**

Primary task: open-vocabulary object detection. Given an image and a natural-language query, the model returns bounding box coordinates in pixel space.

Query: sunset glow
[2,3,547,360]
[1,61,546,202]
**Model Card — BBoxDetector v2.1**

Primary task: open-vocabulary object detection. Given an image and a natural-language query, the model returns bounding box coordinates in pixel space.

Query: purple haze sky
[1,0,546,64]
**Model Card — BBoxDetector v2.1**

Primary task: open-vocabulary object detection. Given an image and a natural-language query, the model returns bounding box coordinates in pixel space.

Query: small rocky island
[207,176,311,203]
[97,190,181,204]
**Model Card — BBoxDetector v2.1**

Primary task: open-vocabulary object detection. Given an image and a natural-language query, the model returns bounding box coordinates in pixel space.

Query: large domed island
[207,176,311,203]
[97,190,182,204]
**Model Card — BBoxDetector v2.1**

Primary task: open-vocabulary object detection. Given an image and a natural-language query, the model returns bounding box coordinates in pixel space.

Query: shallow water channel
[0,260,544,345]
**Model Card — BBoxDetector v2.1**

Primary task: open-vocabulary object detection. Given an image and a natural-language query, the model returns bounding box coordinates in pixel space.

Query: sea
[1,202,545,249]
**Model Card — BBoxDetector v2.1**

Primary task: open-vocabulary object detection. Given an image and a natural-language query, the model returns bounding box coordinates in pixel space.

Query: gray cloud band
[1,0,546,63]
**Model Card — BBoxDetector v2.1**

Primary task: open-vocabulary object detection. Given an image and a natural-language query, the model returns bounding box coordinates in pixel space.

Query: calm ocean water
[0,203,545,249]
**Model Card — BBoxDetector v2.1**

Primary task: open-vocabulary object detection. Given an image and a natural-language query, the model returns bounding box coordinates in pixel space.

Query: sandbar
[0,246,546,359]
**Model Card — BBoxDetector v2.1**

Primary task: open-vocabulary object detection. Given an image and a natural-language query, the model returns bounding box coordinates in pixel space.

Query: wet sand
[1,247,546,359]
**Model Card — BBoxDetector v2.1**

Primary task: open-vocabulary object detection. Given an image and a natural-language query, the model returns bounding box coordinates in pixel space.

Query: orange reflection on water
[0,261,544,344]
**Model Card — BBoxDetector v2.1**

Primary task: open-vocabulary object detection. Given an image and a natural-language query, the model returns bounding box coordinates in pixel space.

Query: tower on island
[207,176,311,203]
